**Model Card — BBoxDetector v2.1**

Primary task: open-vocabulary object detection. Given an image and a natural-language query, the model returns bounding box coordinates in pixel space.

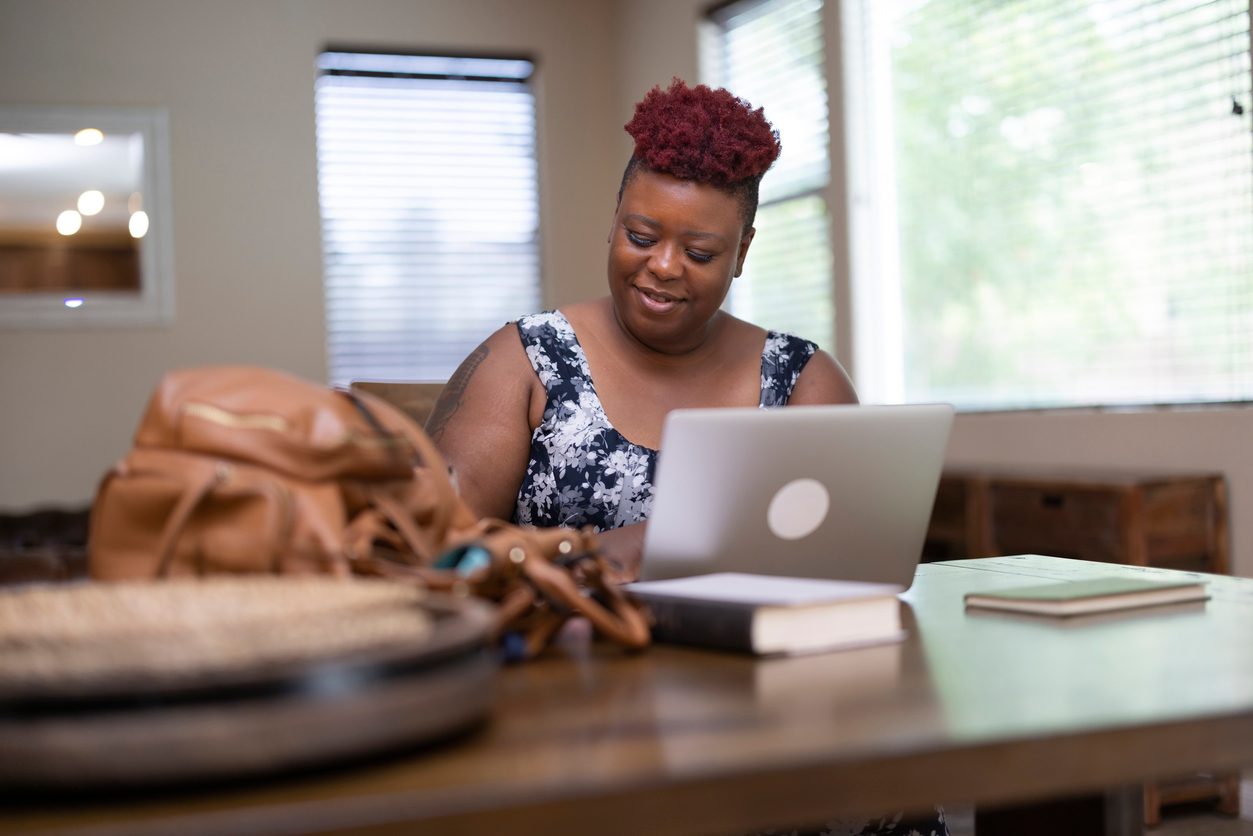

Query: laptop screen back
[639,403,954,588]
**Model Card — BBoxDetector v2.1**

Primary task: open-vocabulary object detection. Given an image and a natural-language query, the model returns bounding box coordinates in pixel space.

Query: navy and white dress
[513,310,815,531]
[511,310,951,836]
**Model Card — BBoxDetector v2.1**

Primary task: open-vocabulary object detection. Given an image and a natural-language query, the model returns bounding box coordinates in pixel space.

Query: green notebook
[964,576,1208,617]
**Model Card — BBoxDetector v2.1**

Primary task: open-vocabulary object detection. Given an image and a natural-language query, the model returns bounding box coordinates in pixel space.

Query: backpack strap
[153,465,226,577]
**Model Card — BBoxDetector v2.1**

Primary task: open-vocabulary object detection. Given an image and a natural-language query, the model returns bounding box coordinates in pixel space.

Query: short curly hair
[619,78,782,230]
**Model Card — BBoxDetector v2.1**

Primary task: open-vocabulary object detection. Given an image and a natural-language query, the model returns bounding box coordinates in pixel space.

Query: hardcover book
[963,576,1208,618]
[626,572,905,656]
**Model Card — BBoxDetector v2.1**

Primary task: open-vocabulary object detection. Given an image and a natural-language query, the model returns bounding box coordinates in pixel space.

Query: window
[847,0,1253,409]
[315,51,541,385]
[704,0,836,352]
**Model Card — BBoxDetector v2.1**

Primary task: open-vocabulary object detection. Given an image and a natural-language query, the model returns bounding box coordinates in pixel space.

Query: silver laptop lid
[640,403,954,589]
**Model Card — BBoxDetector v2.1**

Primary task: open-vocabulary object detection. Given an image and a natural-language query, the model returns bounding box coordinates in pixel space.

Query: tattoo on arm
[426,344,489,441]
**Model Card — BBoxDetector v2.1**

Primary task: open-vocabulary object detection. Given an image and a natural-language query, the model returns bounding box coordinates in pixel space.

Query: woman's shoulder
[762,328,817,357]
[515,308,569,330]
[714,311,771,353]
[788,346,858,405]
[719,315,823,364]
[554,297,611,336]
[729,317,856,405]
[457,319,543,386]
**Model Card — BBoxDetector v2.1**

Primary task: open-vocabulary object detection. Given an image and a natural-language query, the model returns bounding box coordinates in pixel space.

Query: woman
[429,79,949,836]
[428,78,856,579]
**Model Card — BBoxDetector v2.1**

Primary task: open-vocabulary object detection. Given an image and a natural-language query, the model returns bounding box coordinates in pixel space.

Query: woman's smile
[634,284,684,315]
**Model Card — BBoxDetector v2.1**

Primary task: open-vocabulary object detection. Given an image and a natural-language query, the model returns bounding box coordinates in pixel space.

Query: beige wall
[3,0,1250,577]
[0,0,621,509]
[611,0,703,161]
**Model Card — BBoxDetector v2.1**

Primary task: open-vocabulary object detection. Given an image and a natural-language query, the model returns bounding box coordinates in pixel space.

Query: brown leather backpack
[89,366,650,659]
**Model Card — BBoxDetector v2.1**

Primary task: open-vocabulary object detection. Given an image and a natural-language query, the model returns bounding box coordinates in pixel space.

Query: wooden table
[4,555,1253,835]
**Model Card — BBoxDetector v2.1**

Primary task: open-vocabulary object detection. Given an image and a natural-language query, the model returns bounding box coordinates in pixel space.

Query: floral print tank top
[513,310,817,531]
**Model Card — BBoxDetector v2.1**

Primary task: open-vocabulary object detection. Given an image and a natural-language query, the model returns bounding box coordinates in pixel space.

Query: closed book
[625,572,905,656]
[964,576,1209,617]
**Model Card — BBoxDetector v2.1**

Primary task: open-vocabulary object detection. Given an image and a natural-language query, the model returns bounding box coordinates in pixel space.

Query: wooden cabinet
[925,468,1229,575]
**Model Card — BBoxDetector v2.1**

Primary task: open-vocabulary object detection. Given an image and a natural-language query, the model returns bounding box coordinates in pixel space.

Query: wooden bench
[349,380,445,429]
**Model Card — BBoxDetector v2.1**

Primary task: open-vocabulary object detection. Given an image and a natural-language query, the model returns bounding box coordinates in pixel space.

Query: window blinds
[859,0,1253,408]
[315,52,540,386]
[706,0,835,352]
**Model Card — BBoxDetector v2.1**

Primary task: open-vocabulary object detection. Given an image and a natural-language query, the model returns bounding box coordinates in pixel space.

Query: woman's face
[608,169,753,354]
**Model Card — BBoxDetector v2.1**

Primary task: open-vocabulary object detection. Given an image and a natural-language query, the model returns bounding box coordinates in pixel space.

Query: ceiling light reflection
[78,190,105,216]
[56,210,82,235]
[75,128,104,146]
[129,210,149,239]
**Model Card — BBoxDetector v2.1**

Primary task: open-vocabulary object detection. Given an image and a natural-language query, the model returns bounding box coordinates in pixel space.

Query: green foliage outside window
[889,0,1253,407]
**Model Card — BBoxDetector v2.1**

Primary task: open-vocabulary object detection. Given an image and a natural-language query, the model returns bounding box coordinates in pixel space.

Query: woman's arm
[429,326,648,584]
[788,349,859,406]
[426,324,537,521]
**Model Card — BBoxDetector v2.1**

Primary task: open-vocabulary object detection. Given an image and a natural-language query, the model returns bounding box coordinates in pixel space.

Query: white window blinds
[315,52,540,386]
[851,0,1253,409]
[705,0,835,352]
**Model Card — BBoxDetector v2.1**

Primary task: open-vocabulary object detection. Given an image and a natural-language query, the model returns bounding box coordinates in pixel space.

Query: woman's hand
[595,522,647,584]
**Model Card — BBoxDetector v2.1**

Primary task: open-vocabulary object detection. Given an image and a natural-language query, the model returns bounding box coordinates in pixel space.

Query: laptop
[637,403,954,590]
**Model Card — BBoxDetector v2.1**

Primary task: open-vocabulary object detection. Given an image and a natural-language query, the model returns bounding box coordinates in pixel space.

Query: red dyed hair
[621,79,780,227]
[625,78,780,186]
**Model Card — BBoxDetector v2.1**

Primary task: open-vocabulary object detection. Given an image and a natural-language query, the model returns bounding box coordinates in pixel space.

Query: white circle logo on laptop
[766,478,830,540]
